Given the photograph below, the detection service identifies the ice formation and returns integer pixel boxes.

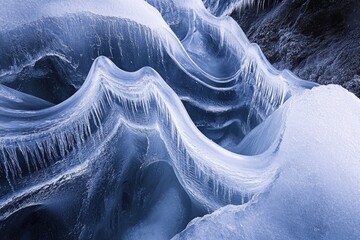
[174,85,360,239]
[0,0,359,239]
[202,0,272,16]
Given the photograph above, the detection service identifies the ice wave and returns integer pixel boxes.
[0,56,279,212]
[0,0,358,239]
[0,0,316,150]
[0,55,285,238]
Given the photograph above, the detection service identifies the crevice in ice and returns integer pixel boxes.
[1,55,79,104]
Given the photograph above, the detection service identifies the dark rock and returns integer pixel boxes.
[231,0,360,97]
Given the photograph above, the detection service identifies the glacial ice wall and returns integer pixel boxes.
[0,0,359,239]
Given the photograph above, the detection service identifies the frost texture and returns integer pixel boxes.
[0,0,358,239]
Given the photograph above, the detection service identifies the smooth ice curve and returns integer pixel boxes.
[0,0,359,239]
[0,56,279,212]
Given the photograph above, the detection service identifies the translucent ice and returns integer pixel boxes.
[0,0,358,239]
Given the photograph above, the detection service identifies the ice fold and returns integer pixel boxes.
[0,56,279,212]
[0,0,358,239]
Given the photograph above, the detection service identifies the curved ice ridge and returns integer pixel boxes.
[173,85,360,239]
[0,0,316,134]
[2,0,355,238]
[148,0,316,113]
[0,57,281,212]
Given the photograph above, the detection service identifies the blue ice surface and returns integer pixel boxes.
[0,0,359,239]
